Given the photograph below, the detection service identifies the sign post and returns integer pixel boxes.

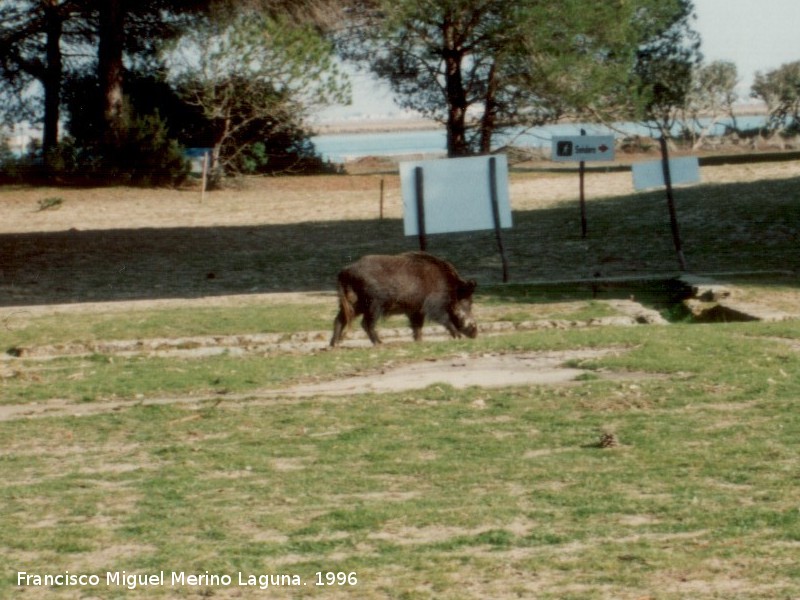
[488,157,510,282]
[578,130,587,238]
[551,134,615,238]
[414,166,427,251]
[551,135,615,163]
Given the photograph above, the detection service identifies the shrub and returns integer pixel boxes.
[116,111,190,187]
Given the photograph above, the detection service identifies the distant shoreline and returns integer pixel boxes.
[311,117,442,135]
[311,103,769,136]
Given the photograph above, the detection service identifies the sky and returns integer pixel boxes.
[695,0,800,93]
[319,0,800,122]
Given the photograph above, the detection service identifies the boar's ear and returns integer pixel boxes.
[458,279,477,298]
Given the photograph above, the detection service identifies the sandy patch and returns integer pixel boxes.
[0,347,632,422]
[274,348,621,397]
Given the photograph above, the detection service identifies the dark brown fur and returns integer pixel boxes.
[330,252,478,346]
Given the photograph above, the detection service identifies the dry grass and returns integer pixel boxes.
[1,158,798,309]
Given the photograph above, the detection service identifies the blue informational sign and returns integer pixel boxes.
[400,155,513,236]
[632,157,701,190]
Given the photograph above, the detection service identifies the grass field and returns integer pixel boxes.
[2,318,800,598]
[1,158,800,598]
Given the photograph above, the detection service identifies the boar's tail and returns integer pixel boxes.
[331,274,357,346]
[337,277,357,326]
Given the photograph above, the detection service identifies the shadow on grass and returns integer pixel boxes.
[1,176,798,307]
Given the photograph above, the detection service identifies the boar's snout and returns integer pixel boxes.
[456,312,478,338]
[463,322,478,338]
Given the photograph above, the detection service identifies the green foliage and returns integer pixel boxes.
[0,71,190,186]
[0,144,34,184]
[0,2,338,185]
[233,137,339,176]
[36,196,63,211]
[751,61,800,133]
[690,60,739,113]
[632,0,702,131]
[679,60,739,145]
[341,0,702,155]
[238,141,270,174]
[118,111,190,187]
[35,108,189,186]
[168,12,350,177]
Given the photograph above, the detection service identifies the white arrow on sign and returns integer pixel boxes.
[551,135,615,162]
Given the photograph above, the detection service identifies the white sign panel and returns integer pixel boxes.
[632,157,701,190]
[551,135,615,162]
[400,155,512,236]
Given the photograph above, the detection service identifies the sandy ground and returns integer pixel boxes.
[2,155,797,306]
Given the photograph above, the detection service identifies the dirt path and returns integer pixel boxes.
[269,348,630,396]
[0,346,636,422]
[0,308,647,422]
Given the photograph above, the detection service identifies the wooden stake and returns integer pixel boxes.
[200,152,209,203]
[379,178,385,220]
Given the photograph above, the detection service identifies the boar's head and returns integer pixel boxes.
[450,279,478,338]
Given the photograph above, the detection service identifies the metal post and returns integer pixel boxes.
[414,166,427,251]
[489,157,510,282]
[659,136,687,271]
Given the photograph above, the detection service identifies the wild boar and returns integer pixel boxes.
[330,252,478,346]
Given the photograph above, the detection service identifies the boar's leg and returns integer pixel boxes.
[442,319,461,338]
[408,312,425,341]
[330,309,349,347]
[361,305,382,345]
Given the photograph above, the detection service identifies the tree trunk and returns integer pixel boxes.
[42,0,63,169]
[442,19,469,157]
[208,113,231,187]
[479,61,498,154]
[98,0,126,149]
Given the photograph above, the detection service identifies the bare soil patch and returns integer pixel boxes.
[271,347,629,397]
[0,346,636,422]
